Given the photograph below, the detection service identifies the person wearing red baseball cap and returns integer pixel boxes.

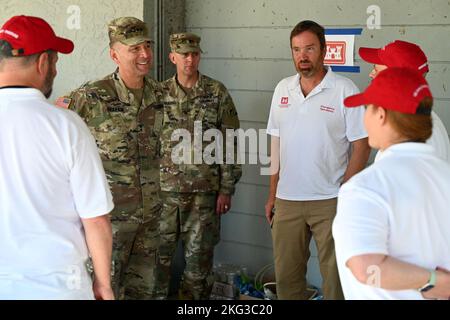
[0,16,114,300]
[359,40,450,163]
[0,15,74,98]
[332,67,450,300]
[360,40,429,78]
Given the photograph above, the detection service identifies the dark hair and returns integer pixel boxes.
[290,20,326,50]
[386,97,433,143]
[0,40,14,62]
[0,40,55,66]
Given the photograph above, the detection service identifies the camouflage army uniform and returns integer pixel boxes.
[63,68,163,299]
[156,67,242,299]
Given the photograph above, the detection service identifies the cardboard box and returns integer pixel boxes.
[210,281,237,299]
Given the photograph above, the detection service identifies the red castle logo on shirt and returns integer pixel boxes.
[279,97,289,108]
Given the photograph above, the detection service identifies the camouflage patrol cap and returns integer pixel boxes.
[108,17,152,46]
[170,32,203,54]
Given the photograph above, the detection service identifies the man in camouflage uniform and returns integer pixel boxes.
[155,33,242,300]
[57,17,162,299]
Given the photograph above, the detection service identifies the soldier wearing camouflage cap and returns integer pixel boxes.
[154,32,242,299]
[169,32,203,54]
[57,17,162,299]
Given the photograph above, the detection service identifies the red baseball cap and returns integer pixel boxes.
[359,40,429,74]
[0,15,74,56]
[344,67,432,115]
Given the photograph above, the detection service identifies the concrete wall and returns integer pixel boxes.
[1,0,144,100]
[150,0,186,80]
[185,0,450,289]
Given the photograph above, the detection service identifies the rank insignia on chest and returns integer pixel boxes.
[107,106,125,112]
[199,96,219,105]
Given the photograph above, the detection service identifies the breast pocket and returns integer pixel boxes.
[201,102,219,130]
[138,105,164,160]
[89,115,134,162]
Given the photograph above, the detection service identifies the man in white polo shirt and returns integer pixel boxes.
[359,40,450,162]
[0,15,114,299]
[265,20,371,300]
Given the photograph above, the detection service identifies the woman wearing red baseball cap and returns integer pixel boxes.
[332,67,450,300]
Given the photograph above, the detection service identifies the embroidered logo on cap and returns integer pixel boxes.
[413,84,429,97]
[0,29,19,39]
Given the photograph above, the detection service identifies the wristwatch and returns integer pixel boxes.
[418,270,436,292]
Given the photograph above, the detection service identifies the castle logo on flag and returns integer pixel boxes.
[325,41,346,65]
[324,28,362,73]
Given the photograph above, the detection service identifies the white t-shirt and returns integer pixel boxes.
[333,143,450,300]
[0,88,114,299]
[267,68,367,201]
[427,111,450,162]
[374,111,450,163]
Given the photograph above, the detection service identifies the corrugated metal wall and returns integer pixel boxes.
[185,0,450,288]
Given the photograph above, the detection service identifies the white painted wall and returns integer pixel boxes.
[185,0,450,289]
[1,0,144,100]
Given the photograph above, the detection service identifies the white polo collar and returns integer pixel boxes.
[288,66,336,93]
[377,142,435,162]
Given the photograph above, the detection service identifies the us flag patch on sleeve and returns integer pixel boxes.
[55,97,72,109]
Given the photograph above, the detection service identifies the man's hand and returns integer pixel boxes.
[265,199,275,225]
[422,267,450,300]
[82,215,113,300]
[216,193,232,215]
[93,280,114,300]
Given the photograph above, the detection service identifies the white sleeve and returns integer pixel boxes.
[333,182,390,265]
[343,81,368,142]
[70,132,114,219]
[266,83,281,137]
[428,112,450,162]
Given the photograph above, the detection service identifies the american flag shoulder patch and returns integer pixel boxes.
[55,97,72,109]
